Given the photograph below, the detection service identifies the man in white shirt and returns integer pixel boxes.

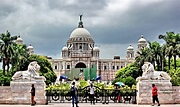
[89,83,95,104]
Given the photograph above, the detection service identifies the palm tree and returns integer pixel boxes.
[135,47,150,75]
[159,32,173,70]
[0,31,17,75]
[148,41,162,70]
[166,46,173,70]
[171,33,180,70]
[11,43,29,75]
[160,44,167,71]
[143,47,155,65]
[159,32,180,70]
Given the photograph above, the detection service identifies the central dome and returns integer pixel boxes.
[70,28,92,38]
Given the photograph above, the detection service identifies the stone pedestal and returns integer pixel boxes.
[11,80,46,104]
[136,80,174,104]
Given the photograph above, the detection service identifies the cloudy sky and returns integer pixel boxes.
[0,0,180,59]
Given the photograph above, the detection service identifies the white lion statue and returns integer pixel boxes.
[136,62,171,81]
[12,61,46,81]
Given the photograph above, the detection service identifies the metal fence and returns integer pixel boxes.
[46,86,137,104]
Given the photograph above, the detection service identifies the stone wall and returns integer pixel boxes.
[172,86,180,104]
[0,86,12,104]
[137,80,180,104]
[1,80,179,105]
[0,81,46,104]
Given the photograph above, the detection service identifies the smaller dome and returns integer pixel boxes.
[62,46,68,51]
[138,35,146,43]
[127,44,134,50]
[16,36,23,44]
[27,44,33,49]
[93,46,99,51]
[17,37,23,41]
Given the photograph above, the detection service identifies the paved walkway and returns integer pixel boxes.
[0,103,180,107]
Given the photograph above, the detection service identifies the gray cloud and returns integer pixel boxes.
[0,0,180,59]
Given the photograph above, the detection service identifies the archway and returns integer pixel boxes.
[75,62,86,68]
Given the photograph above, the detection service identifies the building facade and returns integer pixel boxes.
[48,16,147,81]
[15,16,147,81]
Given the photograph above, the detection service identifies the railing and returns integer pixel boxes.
[46,86,137,104]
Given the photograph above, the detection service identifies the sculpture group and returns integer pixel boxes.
[12,61,46,81]
[136,62,171,81]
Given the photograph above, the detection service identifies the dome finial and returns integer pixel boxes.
[80,14,83,22]
[78,14,84,28]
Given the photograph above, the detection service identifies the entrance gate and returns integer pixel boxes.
[64,63,97,81]
[46,86,137,104]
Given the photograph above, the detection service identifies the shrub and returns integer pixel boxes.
[0,70,11,86]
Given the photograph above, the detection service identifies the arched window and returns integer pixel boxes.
[104,66,107,70]
[55,65,57,70]
[79,45,82,49]
[67,65,70,69]
[117,66,119,70]
[75,62,86,68]
[112,66,115,70]
[130,53,132,58]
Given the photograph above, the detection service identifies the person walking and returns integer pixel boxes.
[71,82,79,107]
[89,83,95,105]
[30,84,36,106]
[114,85,120,103]
[152,84,160,106]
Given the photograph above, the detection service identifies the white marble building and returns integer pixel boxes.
[15,16,147,81]
[48,16,147,81]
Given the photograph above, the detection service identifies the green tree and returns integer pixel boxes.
[166,58,180,86]
[122,76,136,87]
[0,31,17,75]
[26,54,57,85]
[160,44,168,71]
[0,69,11,86]
[10,43,29,75]
[172,33,180,69]
[148,41,162,70]
[159,32,180,70]
[135,47,150,75]
[166,45,173,70]
[114,63,139,86]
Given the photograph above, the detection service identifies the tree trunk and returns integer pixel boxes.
[6,58,10,72]
[174,55,176,70]
[159,59,161,70]
[152,59,155,69]
[2,59,6,75]
[160,56,162,71]
[162,59,164,71]
[168,56,171,70]
[2,64,5,75]
[2,58,10,75]
[7,63,10,73]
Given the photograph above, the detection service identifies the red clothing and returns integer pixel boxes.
[152,86,158,96]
